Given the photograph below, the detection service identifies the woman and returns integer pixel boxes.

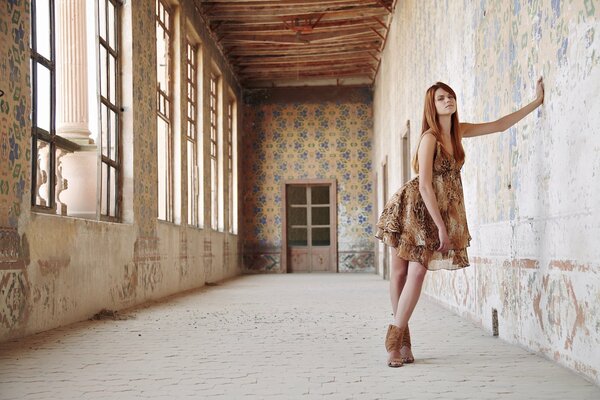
[375,78,545,367]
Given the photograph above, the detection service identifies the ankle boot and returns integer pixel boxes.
[385,324,404,367]
[401,325,414,363]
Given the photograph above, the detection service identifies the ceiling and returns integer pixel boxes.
[193,0,397,88]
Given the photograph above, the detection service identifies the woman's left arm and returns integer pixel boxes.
[461,77,545,138]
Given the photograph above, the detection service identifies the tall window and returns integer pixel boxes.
[226,99,236,234]
[186,41,202,227]
[98,0,122,220]
[209,73,219,231]
[30,0,57,210]
[156,0,173,221]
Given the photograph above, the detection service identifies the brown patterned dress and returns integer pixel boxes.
[375,140,471,270]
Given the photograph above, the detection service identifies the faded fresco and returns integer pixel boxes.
[374,0,600,384]
[242,88,374,273]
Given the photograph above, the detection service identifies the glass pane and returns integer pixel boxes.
[100,46,108,98]
[35,139,51,207]
[108,1,115,47]
[187,140,195,225]
[312,228,330,246]
[35,0,52,60]
[101,162,108,215]
[289,228,307,246]
[157,117,168,219]
[311,186,329,204]
[287,186,306,205]
[312,207,330,226]
[288,207,307,226]
[109,54,116,104]
[98,0,106,41]
[100,103,108,157]
[110,166,117,217]
[109,108,117,161]
[36,63,51,132]
[156,25,169,93]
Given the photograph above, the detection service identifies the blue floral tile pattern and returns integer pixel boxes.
[242,88,374,272]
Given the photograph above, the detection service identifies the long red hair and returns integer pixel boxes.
[412,82,465,173]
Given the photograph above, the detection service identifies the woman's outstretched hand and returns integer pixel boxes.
[536,76,545,104]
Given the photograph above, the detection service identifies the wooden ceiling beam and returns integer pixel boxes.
[226,43,381,56]
[237,59,376,73]
[373,0,393,13]
[235,51,377,65]
[239,68,375,79]
[220,27,382,45]
[216,21,382,36]
[203,0,374,6]
[238,62,376,75]
[205,8,387,21]
[214,19,382,35]
[205,1,381,13]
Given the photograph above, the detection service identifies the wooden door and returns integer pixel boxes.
[283,181,337,273]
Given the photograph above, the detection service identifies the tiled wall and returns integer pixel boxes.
[374,0,600,385]
[242,87,374,273]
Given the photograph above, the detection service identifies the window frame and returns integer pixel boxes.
[156,0,174,222]
[209,72,219,231]
[30,0,79,212]
[186,40,200,227]
[227,99,234,234]
[98,0,123,221]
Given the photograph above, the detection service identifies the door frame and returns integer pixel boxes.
[281,179,338,273]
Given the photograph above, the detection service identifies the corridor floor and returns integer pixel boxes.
[1,273,598,400]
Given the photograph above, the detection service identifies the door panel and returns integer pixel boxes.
[311,248,330,272]
[289,249,310,272]
[285,183,336,272]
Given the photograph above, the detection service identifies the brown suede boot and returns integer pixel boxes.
[385,324,404,367]
[401,325,414,363]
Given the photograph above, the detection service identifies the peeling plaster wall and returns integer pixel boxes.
[0,0,242,341]
[374,0,600,384]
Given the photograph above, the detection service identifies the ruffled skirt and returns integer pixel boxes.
[375,178,471,271]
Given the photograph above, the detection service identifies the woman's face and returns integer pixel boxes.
[434,88,456,116]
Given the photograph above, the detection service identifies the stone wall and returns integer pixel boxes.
[373,0,600,384]
[0,0,242,341]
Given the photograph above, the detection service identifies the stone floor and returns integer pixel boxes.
[0,273,598,399]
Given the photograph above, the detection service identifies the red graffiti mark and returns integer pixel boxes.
[564,277,589,350]
[550,260,591,272]
[37,258,70,277]
[533,291,544,331]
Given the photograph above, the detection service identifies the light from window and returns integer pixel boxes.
[30,0,57,210]
[186,41,202,227]
[156,0,173,221]
[227,100,235,234]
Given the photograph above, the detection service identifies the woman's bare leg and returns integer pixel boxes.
[388,254,409,362]
[389,254,408,316]
[394,261,428,329]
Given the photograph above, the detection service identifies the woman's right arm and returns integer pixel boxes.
[418,134,451,253]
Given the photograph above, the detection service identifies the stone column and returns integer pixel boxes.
[56,0,97,219]
[56,0,91,142]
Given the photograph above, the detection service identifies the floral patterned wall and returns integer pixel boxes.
[242,87,374,273]
[1,0,29,231]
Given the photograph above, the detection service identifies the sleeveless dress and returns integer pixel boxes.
[375,140,471,271]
